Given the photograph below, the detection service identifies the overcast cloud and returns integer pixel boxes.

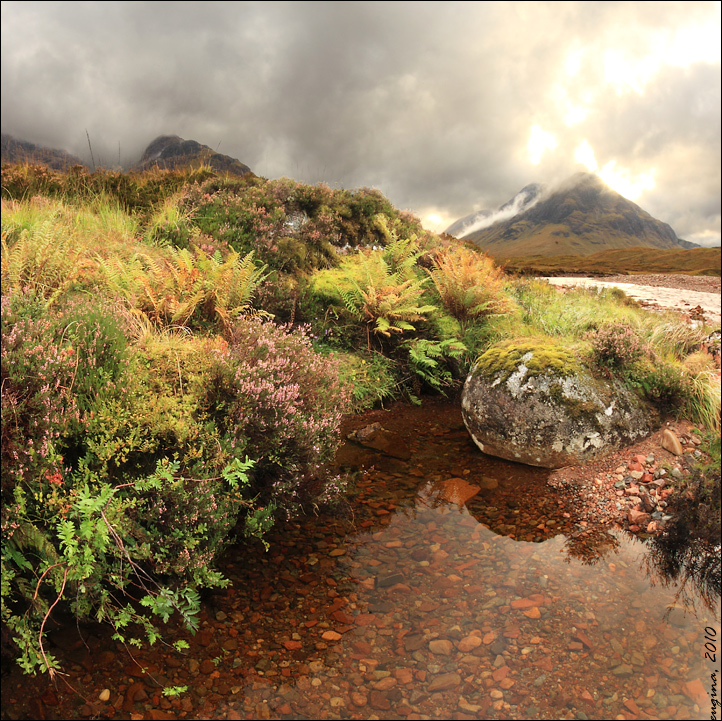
[2,1,720,245]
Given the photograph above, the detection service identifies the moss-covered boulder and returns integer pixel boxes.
[461,340,658,468]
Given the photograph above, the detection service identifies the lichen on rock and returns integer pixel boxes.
[462,339,658,468]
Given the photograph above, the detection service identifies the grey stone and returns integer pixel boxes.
[461,341,657,468]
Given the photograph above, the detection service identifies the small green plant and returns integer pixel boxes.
[403,337,468,396]
[330,350,399,411]
[144,195,193,249]
[163,686,188,698]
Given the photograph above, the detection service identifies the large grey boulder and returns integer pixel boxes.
[461,340,657,468]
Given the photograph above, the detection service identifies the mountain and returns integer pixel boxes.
[448,173,697,257]
[131,135,252,176]
[446,183,543,238]
[1,133,88,171]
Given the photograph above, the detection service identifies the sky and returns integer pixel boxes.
[1,1,720,246]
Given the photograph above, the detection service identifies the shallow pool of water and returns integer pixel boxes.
[1,400,719,720]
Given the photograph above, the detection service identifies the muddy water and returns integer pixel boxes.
[1,400,719,720]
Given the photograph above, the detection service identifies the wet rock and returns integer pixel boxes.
[457,635,482,652]
[200,659,216,674]
[377,572,405,588]
[461,341,656,468]
[438,477,480,505]
[350,692,367,707]
[369,690,392,710]
[429,639,454,655]
[628,508,650,526]
[347,424,411,460]
[428,672,462,692]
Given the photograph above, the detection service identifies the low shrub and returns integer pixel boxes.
[330,350,400,412]
[203,317,352,516]
[588,321,647,371]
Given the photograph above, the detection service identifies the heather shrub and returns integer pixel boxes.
[0,292,79,497]
[203,317,351,516]
[1,292,269,675]
[183,180,287,266]
[588,321,647,371]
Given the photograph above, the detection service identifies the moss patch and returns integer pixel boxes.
[474,339,582,383]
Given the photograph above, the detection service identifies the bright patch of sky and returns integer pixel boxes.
[528,125,558,166]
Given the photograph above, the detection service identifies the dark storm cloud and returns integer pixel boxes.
[1,0,719,245]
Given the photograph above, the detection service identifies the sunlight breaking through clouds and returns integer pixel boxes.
[528,124,558,165]
[574,140,656,201]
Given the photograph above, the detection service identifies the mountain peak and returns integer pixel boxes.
[448,174,695,257]
[132,135,253,176]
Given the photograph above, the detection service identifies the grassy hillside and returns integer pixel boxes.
[501,246,721,276]
[1,161,719,677]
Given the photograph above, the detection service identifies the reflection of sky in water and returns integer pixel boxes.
[232,482,719,720]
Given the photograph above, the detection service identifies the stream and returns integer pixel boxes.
[1,399,719,720]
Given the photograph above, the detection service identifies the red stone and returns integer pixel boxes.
[510,598,537,609]
[683,678,709,705]
[283,640,302,650]
[624,698,641,715]
[355,613,376,626]
[369,690,391,710]
[574,631,594,648]
[332,610,354,625]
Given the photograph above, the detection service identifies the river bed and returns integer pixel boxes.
[1,400,719,720]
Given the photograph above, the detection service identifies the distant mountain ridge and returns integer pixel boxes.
[1,133,88,171]
[1,133,253,177]
[449,173,698,257]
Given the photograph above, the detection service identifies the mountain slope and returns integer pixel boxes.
[450,173,696,258]
[131,135,252,176]
[1,133,88,171]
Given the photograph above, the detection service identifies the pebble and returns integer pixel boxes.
[428,673,462,692]
[429,639,454,655]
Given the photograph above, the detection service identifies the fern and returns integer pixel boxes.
[404,337,468,393]
[335,249,435,348]
[1,221,83,304]
[427,245,510,330]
